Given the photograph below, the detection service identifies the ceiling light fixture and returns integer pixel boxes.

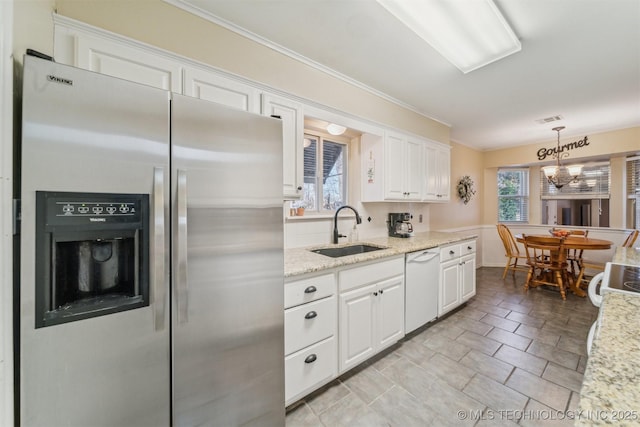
[376,0,521,73]
[542,126,583,189]
[326,123,347,136]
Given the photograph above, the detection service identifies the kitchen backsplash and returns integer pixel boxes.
[284,203,431,248]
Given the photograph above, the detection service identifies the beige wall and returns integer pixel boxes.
[484,127,640,169]
[55,0,450,144]
[430,141,483,229]
[13,0,55,61]
[482,126,639,228]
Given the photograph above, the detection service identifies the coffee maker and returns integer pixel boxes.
[388,212,413,238]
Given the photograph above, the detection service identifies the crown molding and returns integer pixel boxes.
[162,0,449,128]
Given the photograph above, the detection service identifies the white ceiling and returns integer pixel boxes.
[171,0,640,151]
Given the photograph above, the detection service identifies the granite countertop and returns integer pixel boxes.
[284,230,477,277]
[612,246,640,265]
[578,246,640,425]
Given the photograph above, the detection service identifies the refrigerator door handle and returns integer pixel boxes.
[153,167,166,331]
[177,169,189,324]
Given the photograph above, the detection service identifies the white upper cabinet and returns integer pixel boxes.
[362,131,450,203]
[54,20,448,203]
[74,35,182,91]
[261,93,304,200]
[362,131,423,202]
[383,133,406,199]
[183,67,260,113]
[383,131,423,201]
[424,143,451,202]
[384,132,423,201]
[405,137,424,199]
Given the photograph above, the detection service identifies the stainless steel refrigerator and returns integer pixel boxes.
[19,55,284,426]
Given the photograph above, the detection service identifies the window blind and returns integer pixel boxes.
[627,156,640,228]
[498,168,529,222]
[627,156,640,195]
[540,162,610,199]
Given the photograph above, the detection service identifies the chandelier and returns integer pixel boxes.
[542,126,583,189]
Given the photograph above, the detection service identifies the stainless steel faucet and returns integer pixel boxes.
[333,205,362,244]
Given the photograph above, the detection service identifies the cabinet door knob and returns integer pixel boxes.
[297,186,303,191]
[304,311,317,319]
[379,289,384,294]
[373,291,378,296]
[304,285,317,294]
[304,354,317,364]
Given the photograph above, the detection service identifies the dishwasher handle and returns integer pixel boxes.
[407,251,439,263]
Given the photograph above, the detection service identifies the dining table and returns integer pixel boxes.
[514,234,613,297]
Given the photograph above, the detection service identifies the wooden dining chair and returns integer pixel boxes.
[563,229,589,277]
[497,224,529,279]
[575,229,639,289]
[622,229,639,248]
[522,234,569,300]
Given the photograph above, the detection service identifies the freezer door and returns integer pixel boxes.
[171,94,285,426]
[20,56,171,426]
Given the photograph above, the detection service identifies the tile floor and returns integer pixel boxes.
[285,267,598,426]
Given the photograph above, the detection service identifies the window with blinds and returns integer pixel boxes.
[498,168,529,222]
[627,156,640,228]
[540,162,610,199]
[301,133,348,212]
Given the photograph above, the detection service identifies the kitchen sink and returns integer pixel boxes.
[311,244,386,258]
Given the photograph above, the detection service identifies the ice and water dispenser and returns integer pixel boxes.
[35,191,150,328]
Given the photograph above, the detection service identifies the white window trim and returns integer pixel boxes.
[300,131,350,214]
[498,168,530,223]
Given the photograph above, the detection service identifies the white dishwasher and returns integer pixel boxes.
[405,249,440,334]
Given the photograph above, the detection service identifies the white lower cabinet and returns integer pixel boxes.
[440,258,461,315]
[285,337,337,405]
[284,242,474,404]
[438,240,477,316]
[338,257,405,373]
[284,273,337,405]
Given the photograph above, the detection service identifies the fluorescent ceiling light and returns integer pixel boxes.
[376,0,521,73]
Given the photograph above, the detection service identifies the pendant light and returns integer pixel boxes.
[542,126,583,189]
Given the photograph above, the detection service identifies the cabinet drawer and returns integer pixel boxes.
[338,257,404,292]
[284,273,335,309]
[440,244,460,262]
[284,296,336,355]
[285,336,337,404]
[460,239,476,255]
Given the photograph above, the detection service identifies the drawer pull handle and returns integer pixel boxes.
[304,354,317,364]
[304,285,317,294]
[305,311,317,319]
[449,250,455,255]
[467,246,472,250]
